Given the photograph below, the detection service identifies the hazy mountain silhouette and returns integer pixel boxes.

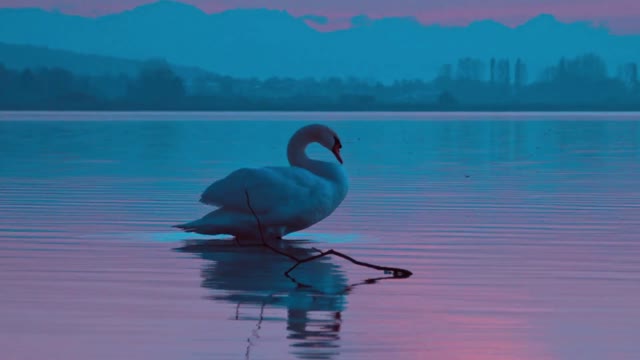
[0,42,212,80]
[0,0,639,81]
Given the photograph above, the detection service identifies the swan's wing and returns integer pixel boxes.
[200,166,319,215]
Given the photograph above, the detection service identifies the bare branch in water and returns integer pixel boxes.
[284,249,412,279]
[244,299,268,360]
[244,190,299,262]
[243,190,413,285]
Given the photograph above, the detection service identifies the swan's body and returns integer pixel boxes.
[174,124,348,239]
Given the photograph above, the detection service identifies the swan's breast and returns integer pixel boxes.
[269,164,347,234]
[304,176,347,223]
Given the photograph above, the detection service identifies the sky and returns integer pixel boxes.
[0,0,639,34]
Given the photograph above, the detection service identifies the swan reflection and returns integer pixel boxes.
[177,239,349,360]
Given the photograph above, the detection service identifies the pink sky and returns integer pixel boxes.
[0,0,639,33]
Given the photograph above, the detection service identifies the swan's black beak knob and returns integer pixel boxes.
[332,144,343,164]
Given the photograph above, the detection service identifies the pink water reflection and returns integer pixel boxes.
[1,118,640,359]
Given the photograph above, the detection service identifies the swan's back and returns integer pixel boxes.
[200,166,333,217]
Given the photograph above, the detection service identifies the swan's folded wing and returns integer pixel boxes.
[199,167,315,215]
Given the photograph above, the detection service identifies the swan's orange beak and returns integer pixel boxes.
[332,144,343,164]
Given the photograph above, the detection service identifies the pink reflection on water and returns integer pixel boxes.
[0,241,242,360]
[308,176,640,359]
[2,118,640,359]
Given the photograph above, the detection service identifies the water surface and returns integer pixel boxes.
[1,113,639,360]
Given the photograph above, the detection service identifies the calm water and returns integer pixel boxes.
[1,113,639,360]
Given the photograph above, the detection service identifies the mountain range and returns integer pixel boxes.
[1,0,639,82]
[0,41,210,80]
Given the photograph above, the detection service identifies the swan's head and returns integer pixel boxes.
[329,134,343,165]
[289,124,344,165]
[314,124,343,164]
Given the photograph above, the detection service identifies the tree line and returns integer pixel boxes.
[0,53,638,111]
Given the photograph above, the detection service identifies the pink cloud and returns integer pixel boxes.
[0,0,639,33]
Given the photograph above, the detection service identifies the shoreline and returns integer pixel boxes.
[2,110,640,121]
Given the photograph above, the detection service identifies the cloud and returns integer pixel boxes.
[299,14,328,25]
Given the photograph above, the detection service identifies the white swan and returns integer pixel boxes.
[174,124,349,240]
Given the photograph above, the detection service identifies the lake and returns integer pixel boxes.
[1,112,639,360]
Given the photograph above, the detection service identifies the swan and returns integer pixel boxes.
[174,124,349,240]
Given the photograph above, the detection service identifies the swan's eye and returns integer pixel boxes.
[333,136,342,149]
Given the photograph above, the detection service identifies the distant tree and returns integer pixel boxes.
[438,64,453,80]
[218,75,234,95]
[617,62,638,89]
[0,63,7,83]
[0,63,8,103]
[514,59,528,89]
[539,54,608,83]
[193,75,214,95]
[566,53,608,81]
[127,62,185,107]
[40,67,75,95]
[495,59,510,86]
[557,57,567,79]
[456,57,485,81]
[526,53,629,106]
[490,58,496,83]
[437,90,458,107]
[539,66,555,83]
[0,63,8,89]
[18,69,36,93]
[434,64,453,91]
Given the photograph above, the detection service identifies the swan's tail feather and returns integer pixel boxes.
[173,209,256,237]
[173,226,197,233]
[172,218,227,236]
[172,222,193,230]
[173,220,203,232]
[173,225,210,234]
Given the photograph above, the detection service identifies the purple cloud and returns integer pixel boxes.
[0,0,639,33]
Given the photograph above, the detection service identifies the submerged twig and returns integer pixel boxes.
[243,191,298,262]
[244,298,268,360]
[285,249,412,278]
[243,190,413,286]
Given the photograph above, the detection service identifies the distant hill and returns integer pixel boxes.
[0,42,142,76]
[1,1,639,81]
[0,41,212,80]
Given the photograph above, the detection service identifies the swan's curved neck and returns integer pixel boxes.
[287,130,317,169]
[287,126,348,195]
